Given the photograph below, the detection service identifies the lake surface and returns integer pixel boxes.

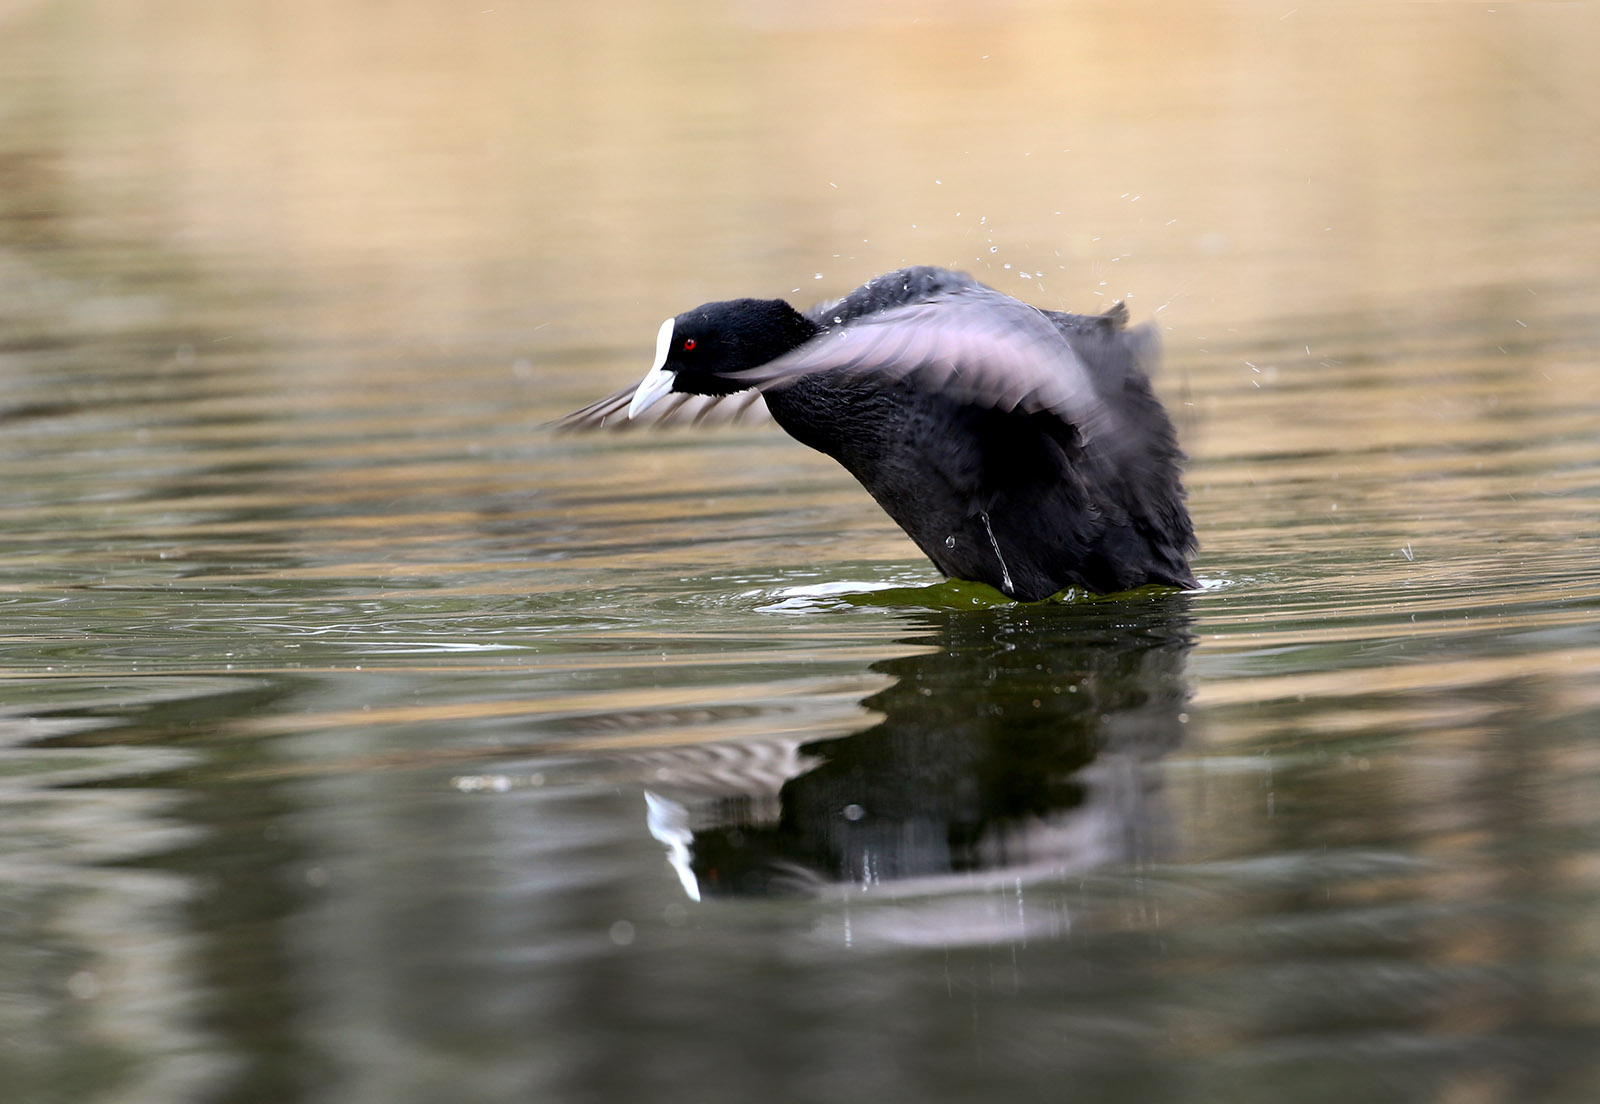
[3,1,1599,1102]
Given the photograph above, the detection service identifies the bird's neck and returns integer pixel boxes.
[751,302,822,360]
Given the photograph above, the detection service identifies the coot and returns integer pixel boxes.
[559,266,1197,601]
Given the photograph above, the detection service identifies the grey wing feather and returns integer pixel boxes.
[553,384,771,432]
[733,288,1123,441]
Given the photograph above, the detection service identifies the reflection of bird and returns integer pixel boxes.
[560,266,1197,600]
[636,594,1195,902]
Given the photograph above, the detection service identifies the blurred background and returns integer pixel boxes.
[2,2,1599,1103]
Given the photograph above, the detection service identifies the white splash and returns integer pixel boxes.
[979,510,1013,594]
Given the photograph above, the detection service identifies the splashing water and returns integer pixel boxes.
[979,510,1014,594]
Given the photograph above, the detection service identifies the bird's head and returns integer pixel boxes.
[628,298,819,417]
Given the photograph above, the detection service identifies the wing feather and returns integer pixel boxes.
[553,382,771,432]
[738,288,1124,441]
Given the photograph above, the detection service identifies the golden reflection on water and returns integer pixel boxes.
[6,0,1596,355]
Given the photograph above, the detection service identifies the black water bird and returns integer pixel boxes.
[559,266,1196,601]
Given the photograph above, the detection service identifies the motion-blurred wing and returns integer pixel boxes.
[554,384,771,432]
[737,287,1133,441]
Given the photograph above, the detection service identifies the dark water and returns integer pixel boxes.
[4,1,1600,1102]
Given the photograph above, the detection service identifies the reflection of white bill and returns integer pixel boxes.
[644,790,700,903]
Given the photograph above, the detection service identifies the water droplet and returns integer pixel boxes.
[945,535,956,549]
[843,804,866,821]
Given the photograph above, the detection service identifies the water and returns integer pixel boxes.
[3,1,1600,1102]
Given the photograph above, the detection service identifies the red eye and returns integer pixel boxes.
[682,338,696,351]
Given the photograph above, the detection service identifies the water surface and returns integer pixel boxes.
[3,2,1599,1102]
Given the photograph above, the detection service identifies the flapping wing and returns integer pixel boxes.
[553,383,771,432]
[733,286,1129,441]
[554,283,1153,440]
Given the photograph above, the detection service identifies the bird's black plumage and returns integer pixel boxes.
[559,266,1197,601]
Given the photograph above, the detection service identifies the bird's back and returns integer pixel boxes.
[806,266,980,329]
